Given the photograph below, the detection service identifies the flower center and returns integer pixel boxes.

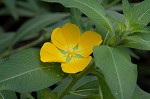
[67,47,76,58]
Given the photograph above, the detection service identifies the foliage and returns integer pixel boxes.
[0,0,150,99]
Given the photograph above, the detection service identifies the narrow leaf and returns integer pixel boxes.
[43,0,113,32]
[10,13,68,48]
[122,33,150,50]
[122,0,132,23]
[2,0,18,19]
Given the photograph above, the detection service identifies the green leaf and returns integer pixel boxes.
[93,70,115,99]
[121,48,140,59]
[75,80,99,92]
[93,45,137,99]
[16,8,37,17]
[0,27,4,34]
[10,13,68,48]
[20,93,34,99]
[70,8,83,32]
[106,10,125,23]
[53,76,97,93]
[74,80,103,99]
[63,95,83,99]
[0,33,15,54]
[0,7,35,17]
[122,0,132,23]
[0,48,67,92]
[2,0,18,19]
[37,89,57,99]
[122,33,150,50]
[131,0,150,25]
[95,23,110,45]
[27,0,40,13]
[0,90,17,99]
[43,0,113,32]
[73,76,97,90]
[132,85,150,99]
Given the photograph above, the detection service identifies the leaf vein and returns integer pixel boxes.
[108,47,123,99]
[138,8,150,21]
[0,66,51,83]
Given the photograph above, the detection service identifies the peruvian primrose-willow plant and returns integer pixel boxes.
[0,0,150,99]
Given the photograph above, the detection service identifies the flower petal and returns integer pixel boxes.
[61,56,92,73]
[40,42,66,62]
[77,31,102,57]
[51,23,80,51]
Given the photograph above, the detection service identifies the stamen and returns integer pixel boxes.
[65,47,77,58]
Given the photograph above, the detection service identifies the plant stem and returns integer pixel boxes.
[56,62,95,99]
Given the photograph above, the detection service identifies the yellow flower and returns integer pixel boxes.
[40,23,102,73]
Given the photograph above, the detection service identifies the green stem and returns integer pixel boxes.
[56,62,95,99]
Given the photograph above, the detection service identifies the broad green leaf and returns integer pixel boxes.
[2,0,18,19]
[132,85,150,99]
[0,48,67,92]
[43,0,113,32]
[93,45,137,99]
[10,13,68,48]
[122,33,150,50]
[131,0,150,25]
[0,90,17,99]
